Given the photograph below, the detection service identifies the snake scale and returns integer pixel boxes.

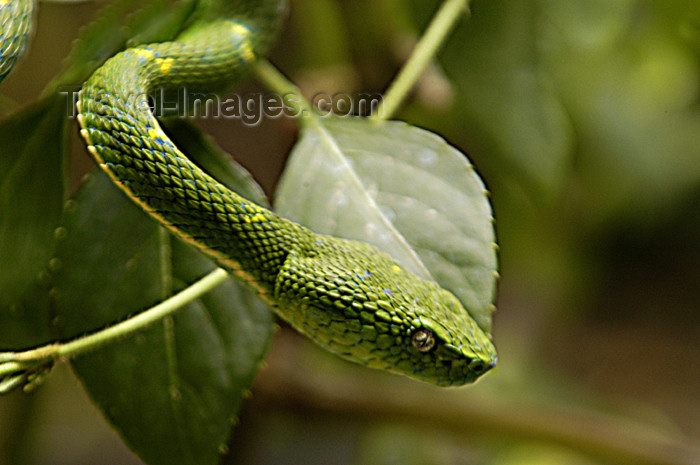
[0,0,34,83]
[2,0,496,385]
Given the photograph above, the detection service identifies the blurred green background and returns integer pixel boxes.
[1,0,699,464]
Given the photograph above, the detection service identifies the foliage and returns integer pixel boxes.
[1,0,699,465]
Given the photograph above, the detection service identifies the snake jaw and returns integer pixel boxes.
[273,236,496,386]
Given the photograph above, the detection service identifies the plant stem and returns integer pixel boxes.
[253,60,314,123]
[1,268,229,368]
[58,268,229,358]
[373,0,470,120]
[254,332,700,465]
[158,227,173,300]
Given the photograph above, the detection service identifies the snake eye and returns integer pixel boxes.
[411,328,436,352]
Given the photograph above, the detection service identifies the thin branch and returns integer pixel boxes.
[253,60,314,123]
[252,332,700,465]
[373,0,470,120]
[0,268,230,393]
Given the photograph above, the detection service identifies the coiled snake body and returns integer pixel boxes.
[0,0,34,82]
[2,0,497,386]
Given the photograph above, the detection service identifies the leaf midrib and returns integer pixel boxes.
[304,117,432,280]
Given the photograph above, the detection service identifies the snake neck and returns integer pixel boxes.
[76,17,299,296]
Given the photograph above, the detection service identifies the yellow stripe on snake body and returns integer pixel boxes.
[70,1,497,386]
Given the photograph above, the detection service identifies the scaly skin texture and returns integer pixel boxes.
[0,0,34,83]
[41,0,493,385]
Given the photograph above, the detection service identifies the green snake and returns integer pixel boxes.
[2,0,497,386]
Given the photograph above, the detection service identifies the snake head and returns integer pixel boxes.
[276,236,497,386]
[405,309,497,386]
[369,282,498,386]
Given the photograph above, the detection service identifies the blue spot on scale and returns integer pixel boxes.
[383,289,393,296]
[364,270,371,278]
[316,239,323,246]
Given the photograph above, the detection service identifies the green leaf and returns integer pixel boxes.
[275,116,497,333]
[123,0,198,48]
[47,0,195,93]
[407,0,574,197]
[0,94,67,348]
[51,125,273,465]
